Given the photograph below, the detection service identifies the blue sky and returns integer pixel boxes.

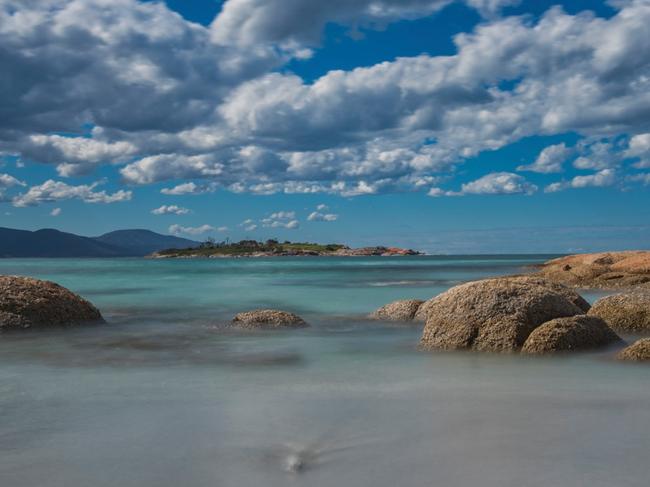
[1,0,649,253]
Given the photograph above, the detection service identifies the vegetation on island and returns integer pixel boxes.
[154,239,347,257]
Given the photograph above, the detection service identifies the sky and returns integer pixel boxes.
[1,0,649,253]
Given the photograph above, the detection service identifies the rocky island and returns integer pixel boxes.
[149,239,422,258]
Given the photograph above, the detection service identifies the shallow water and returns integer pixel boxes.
[1,256,648,487]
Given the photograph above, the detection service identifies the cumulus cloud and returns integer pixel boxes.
[168,224,215,236]
[308,211,339,222]
[50,207,62,216]
[518,143,572,173]
[18,133,137,176]
[627,173,650,185]
[626,133,650,168]
[211,0,450,47]
[238,219,258,232]
[0,0,279,141]
[0,173,25,188]
[545,168,618,192]
[211,0,519,48]
[12,180,132,207]
[429,172,537,196]
[461,172,537,195]
[160,182,217,195]
[261,211,300,229]
[121,155,224,184]
[572,140,623,170]
[2,0,650,198]
[151,205,190,215]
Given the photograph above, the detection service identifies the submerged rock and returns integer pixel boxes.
[370,299,424,322]
[231,309,308,329]
[415,275,589,322]
[419,276,584,353]
[588,293,650,333]
[0,275,104,331]
[521,315,621,355]
[617,338,650,362]
[535,251,650,289]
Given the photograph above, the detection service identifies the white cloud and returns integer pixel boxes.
[241,211,302,230]
[572,141,622,170]
[308,211,339,222]
[0,0,279,142]
[627,173,650,185]
[316,204,328,211]
[50,207,62,216]
[626,133,650,168]
[160,182,217,195]
[429,172,536,197]
[545,168,618,192]
[20,134,137,176]
[1,0,650,197]
[238,219,258,232]
[517,143,572,173]
[0,173,25,188]
[217,226,229,232]
[151,205,190,215]
[121,155,224,184]
[461,172,537,195]
[211,0,518,47]
[269,211,296,220]
[168,224,215,236]
[12,180,132,207]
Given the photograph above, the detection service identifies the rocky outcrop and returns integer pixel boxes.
[231,309,308,329]
[334,246,421,256]
[617,338,650,362]
[414,275,589,322]
[521,315,621,355]
[535,251,650,289]
[370,299,424,321]
[587,293,650,333]
[419,277,585,353]
[0,275,104,331]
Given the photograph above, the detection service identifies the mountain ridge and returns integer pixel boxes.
[0,227,198,258]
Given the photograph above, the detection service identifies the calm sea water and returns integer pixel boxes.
[0,256,648,487]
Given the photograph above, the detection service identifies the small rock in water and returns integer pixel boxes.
[370,299,424,322]
[617,338,650,362]
[231,309,308,329]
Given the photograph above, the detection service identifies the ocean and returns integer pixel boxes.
[0,256,648,487]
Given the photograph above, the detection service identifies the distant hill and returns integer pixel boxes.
[94,229,198,256]
[0,227,198,258]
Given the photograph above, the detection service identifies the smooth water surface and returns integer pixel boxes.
[1,256,648,487]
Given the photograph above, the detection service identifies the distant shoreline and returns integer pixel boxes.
[149,242,423,259]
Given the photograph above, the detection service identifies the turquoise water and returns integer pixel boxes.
[0,256,648,487]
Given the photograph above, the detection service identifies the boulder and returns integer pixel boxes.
[617,338,650,362]
[419,277,584,353]
[415,275,589,322]
[370,299,424,322]
[521,315,621,355]
[535,251,650,289]
[231,309,308,329]
[587,293,650,333]
[0,275,104,331]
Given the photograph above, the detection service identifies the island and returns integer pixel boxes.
[149,239,422,258]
